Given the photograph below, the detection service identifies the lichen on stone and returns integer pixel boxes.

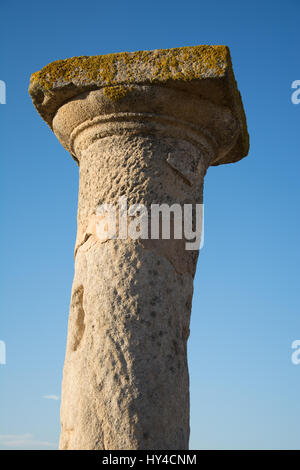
[30,45,229,95]
[103,85,131,102]
[28,45,249,165]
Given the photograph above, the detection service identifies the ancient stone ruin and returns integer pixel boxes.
[29,45,249,450]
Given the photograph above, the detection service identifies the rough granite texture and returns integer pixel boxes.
[29,45,249,450]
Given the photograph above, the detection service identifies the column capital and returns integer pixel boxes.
[29,45,249,166]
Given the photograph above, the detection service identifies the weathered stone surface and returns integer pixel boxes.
[29,45,248,166]
[29,45,249,450]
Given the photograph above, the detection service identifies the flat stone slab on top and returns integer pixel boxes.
[29,45,249,166]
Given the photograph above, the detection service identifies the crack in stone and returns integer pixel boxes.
[71,286,86,352]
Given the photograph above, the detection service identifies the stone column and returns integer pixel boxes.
[29,46,249,450]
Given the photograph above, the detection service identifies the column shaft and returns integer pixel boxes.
[60,129,206,450]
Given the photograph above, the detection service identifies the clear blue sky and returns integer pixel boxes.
[0,0,299,450]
